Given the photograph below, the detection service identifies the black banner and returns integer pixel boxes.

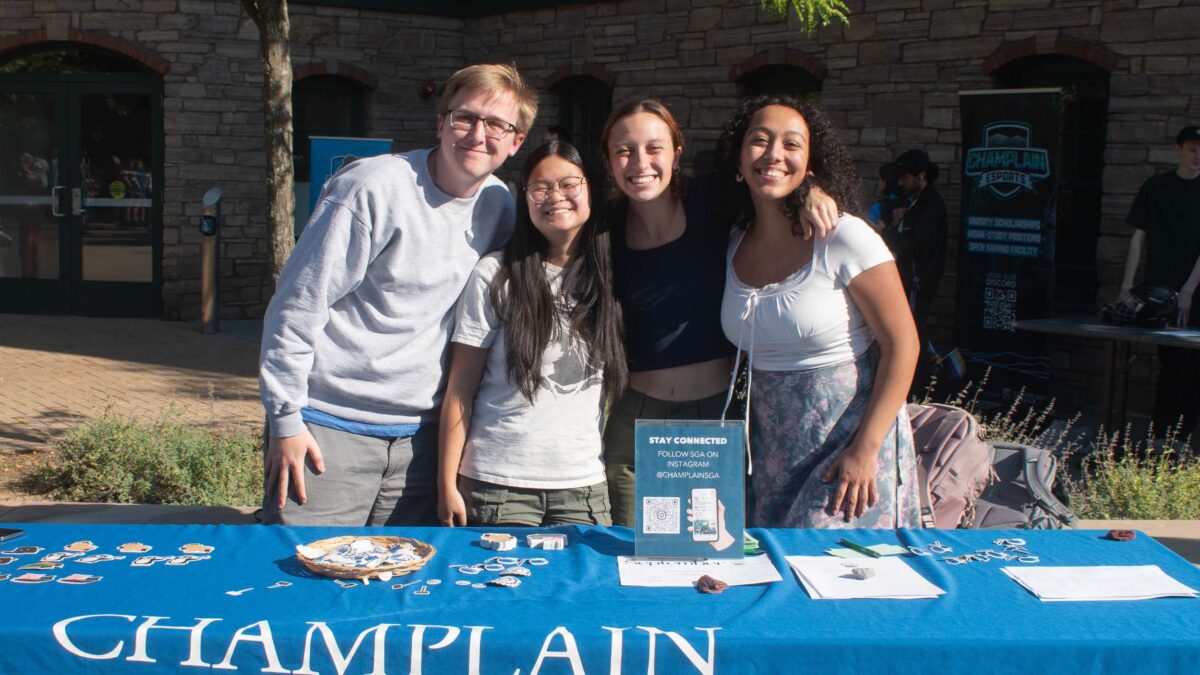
[956,89,1060,398]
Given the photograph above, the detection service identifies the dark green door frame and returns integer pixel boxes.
[0,74,163,317]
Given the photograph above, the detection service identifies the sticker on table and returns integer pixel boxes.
[12,573,55,584]
[76,554,125,564]
[58,574,102,585]
[225,588,253,596]
[180,543,214,554]
[267,581,291,589]
[132,556,167,567]
[64,541,98,553]
[20,561,63,571]
[0,574,9,582]
[0,557,15,566]
[118,543,152,554]
[41,552,82,563]
[2,546,43,556]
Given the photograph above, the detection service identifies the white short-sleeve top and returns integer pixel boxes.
[451,252,606,489]
[720,214,894,372]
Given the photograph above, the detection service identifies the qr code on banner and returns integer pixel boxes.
[642,497,680,534]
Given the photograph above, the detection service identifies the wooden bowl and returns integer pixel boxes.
[295,535,436,580]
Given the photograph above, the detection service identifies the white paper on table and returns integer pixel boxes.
[617,554,783,587]
[1002,565,1199,602]
[786,555,945,600]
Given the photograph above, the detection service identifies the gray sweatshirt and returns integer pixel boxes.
[259,149,515,437]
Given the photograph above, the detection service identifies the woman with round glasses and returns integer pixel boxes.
[597,100,839,526]
[438,141,627,526]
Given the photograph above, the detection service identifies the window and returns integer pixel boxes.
[552,75,611,170]
[292,75,368,183]
[737,65,822,103]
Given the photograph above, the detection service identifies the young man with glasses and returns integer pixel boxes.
[259,64,536,526]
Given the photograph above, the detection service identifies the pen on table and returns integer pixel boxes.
[838,538,882,558]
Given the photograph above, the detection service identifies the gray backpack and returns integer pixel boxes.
[970,441,1078,529]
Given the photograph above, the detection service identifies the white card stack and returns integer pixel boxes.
[786,556,945,600]
[1002,565,1199,602]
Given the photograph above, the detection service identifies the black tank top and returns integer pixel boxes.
[612,173,736,372]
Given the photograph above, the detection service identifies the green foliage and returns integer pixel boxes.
[1063,427,1200,520]
[925,369,1199,520]
[24,413,262,507]
[759,0,850,32]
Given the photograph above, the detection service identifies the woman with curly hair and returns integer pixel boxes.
[597,99,839,526]
[716,95,922,528]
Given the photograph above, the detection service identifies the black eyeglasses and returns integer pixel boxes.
[446,110,518,140]
[525,177,586,203]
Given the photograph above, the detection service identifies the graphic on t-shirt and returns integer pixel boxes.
[545,327,602,396]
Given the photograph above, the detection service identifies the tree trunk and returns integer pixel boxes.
[242,0,295,293]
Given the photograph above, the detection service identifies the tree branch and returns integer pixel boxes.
[759,0,851,33]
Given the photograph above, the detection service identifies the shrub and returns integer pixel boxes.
[925,369,1200,520]
[24,413,262,506]
[1062,427,1200,520]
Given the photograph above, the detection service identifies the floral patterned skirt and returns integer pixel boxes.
[748,347,921,529]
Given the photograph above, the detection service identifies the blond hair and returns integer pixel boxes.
[439,63,538,133]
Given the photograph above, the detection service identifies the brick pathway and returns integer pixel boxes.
[0,314,262,500]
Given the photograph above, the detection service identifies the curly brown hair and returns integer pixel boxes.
[715,95,862,234]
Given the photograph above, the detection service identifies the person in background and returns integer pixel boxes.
[598,100,839,527]
[1118,125,1200,437]
[438,142,625,527]
[889,148,946,389]
[868,161,903,234]
[717,95,921,528]
[258,64,535,526]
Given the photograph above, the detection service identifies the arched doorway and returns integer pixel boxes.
[551,74,612,171]
[0,42,163,316]
[736,63,823,102]
[994,55,1111,313]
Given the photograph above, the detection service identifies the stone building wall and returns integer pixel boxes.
[3,0,1197,420]
[464,0,1200,421]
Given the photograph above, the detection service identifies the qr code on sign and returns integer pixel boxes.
[642,497,680,534]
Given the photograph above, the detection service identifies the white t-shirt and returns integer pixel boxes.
[721,214,894,372]
[451,253,606,489]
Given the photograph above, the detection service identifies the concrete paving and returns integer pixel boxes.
[0,314,262,499]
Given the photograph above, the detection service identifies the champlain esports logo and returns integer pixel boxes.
[964,122,1051,200]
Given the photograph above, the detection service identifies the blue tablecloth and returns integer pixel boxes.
[1,523,1198,674]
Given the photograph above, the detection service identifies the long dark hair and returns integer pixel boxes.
[490,141,628,403]
[715,95,862,234]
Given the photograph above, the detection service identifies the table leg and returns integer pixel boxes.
[1113,341,1131,432]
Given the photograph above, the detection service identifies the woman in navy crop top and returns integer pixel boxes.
[597,99,839,526]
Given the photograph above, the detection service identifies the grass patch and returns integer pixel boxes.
[925,369,1200,520]
[23,412,262,506]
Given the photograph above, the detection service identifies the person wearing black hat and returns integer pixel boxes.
[1118,125,1200,436]
[888,149,947,390]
